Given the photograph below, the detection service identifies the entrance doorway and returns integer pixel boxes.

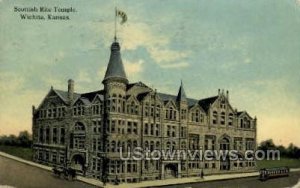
[165,163,177,178]
[71,154,85,174]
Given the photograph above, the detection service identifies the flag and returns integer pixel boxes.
[116,9,127,24]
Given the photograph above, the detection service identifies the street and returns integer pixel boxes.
[1,154,300,188]
[155,171,300,188]
[0,155,96,188]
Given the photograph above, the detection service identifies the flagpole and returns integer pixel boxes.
[114,6,117,42]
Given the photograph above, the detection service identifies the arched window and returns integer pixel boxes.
[166,141,171,150]
[181,141,186,149]
[74,122,85,131]
[73,122,85,149]
[144,141,149,150]
[111,141,116,152]
[150,141,154,151]
[220,137,230,150]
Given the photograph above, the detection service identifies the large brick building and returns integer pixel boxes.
[32,39,257,183]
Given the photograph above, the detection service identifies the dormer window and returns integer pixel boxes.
[165,106,176,120]
[73,104,84,116]
[220,112,225,125]
[191,109,200,122]
[212,111,218,124]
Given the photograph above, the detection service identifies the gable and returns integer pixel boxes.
[127,82,152,96]
[37,89,67,110]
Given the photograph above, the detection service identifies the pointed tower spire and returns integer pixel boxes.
[176,80,187,102]
[102,41,128,84]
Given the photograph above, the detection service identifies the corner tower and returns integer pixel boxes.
[102,40,128,110]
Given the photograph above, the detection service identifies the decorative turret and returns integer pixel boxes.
[102,41,128,84]
[176,80,187,102]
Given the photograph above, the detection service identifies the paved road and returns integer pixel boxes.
[156,171,300,188]
[0,155,96,188]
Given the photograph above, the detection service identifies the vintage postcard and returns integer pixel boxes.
[0,0,299,187]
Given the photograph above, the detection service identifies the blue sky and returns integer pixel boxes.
[0,0,300,146]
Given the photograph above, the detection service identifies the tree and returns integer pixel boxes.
[18,131,32,147]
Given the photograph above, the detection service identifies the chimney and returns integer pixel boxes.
[218,89,220,96]
[68,79,74,102]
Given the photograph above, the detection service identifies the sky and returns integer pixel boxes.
[0,0,299,147]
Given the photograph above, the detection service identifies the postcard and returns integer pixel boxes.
[0,0,299,187]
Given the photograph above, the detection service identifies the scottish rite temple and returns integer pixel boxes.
[32,35,257,183]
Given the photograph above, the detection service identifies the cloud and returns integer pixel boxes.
[77,70,92,83]
[95,21,190,69]
[124,59,144,74]
[160,62,189,69]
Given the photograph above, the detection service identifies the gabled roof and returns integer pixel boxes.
[103,41,128,83]
[198,96,218,112]
[80,90,104,101]
[127,81,150,90]
[53,89,81,102]
[237,111,252,119]
[157,93,198,106]
[136,92,150,101]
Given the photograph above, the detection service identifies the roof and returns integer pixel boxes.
[53,89,81,102]
[136,92,150,101]
[80,90,104,101]
[127,81,150,90]
[198,96,218,112]
[157,93,198,106]
[103,42,128,83]
[176,81,187,102]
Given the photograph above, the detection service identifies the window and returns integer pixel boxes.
[228,113,233,126]
[133,122,138,134]
[220,137,230,150]
[192,109,200,122]
[155,124,160,136]
[150,124,154,135]
[74,122,85,131]
[111,120,116,133]
[144,123,148,135]
[127,122,132,134]
[60,128,65,144]
[45,127,50,144]
[92,103,101,115]
[220,112,225,125]
[39,128,43,143]
[181,141,186,149]
[73,104,84,116]
[212,111,218,124]
[165,107,176,120]
[167,125,171,137]
[53,128,57,144]
[172,126,176,137]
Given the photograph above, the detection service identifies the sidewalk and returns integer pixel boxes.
[1,151,300,188]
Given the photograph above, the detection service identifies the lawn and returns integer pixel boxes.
[257,157,300,169]
[0,145,33,161]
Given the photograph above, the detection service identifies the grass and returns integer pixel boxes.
[257,157,300,169]
[0,145,33,161]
